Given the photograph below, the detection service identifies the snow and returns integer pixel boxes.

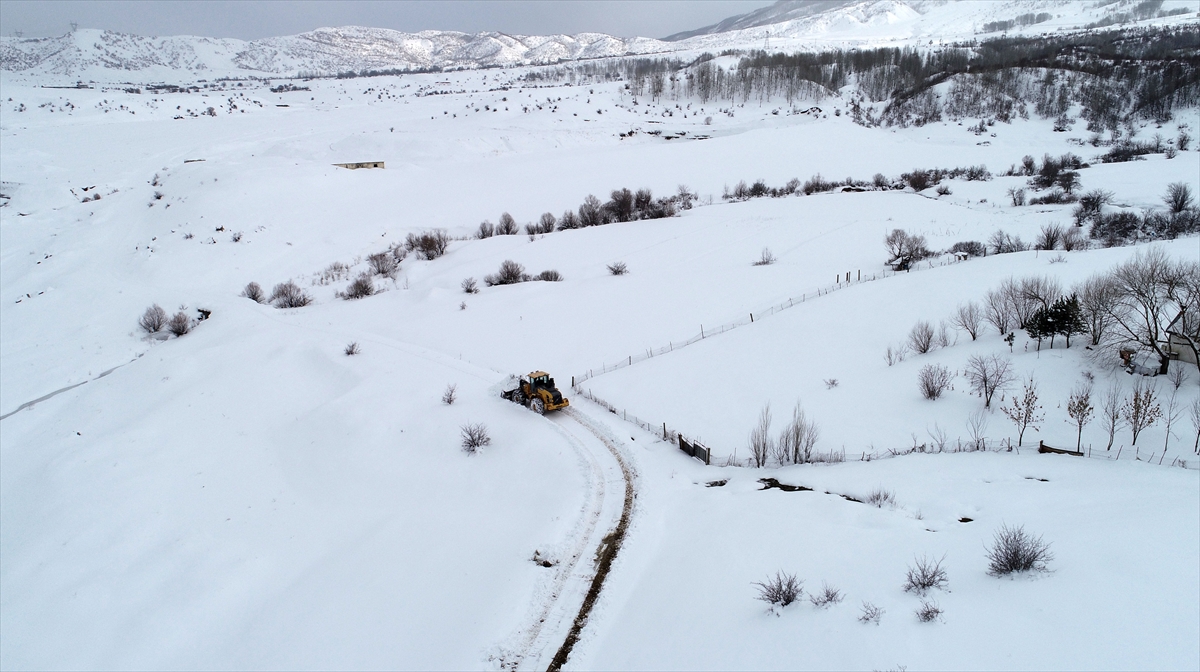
[2,13,1199,670]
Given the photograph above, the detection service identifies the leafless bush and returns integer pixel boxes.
[442,383,457,405]
[484,260,527,286]
[167,311,191,336]
[607,261,628,275]
[1168,366,1189,390]
[966,409,989,451]
[270,281,312,308]
[904,554,948,595]
[139,304,168,333]
[885,344,908,366]
[858,601,884,624]
[809,582,844,608]
[318,261,351,285]
[1035,223,1065,250]
[824,378,839,389]
[230,231,243,243]
[864,487,897,508]
[918,364,952,400]
[1007,186,1026,206]
[753,571,803,608]
[496,212,519,236]
[476,220,495,239]
[753,247,776,266]
[535,269,563,282]
[951,301,984,340]
[341,274,375,300]
[966,354,1014,408]
[908,320,936,354]
[1122,379,1162,446]
[1061,227,1088,251]
[461,277,479,294]
[241,282,265,303]
[344,342,360,356]
[748,403,773,468]
[460,422,492,453]
[916,600,943,623]
[368,252,398,277]
[986,524,1053,575]
[405,229,450,260]
[936,321,952,348]
[1002,376,1044,447]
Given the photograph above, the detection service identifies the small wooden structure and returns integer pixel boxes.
[333,161,385,170]
[1037,441,1082,456]
[1165,309,1198,366]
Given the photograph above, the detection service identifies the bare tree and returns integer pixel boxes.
[1122,379,1163,446]
[753,247,776,266]
[749,403,773,468]
[1020,275,1062,317]
[908,320,936,354]
[1162,389,1182,456]
[538,211,557,233]
[1100,384,1125,451]
[966,354,1014,408]
[461,277,479,294]
[460,422,492,453]
[1066,383,1094,451]
[1190,397,1200,454]
[1165,182,1194,215]
[496,212,518,235]
[967,409,989,450]
[777,401,819,464]
[167,311,191,336]
[1076,273,1118,346]
[442,383,457,405]
[984,287,1016,334]
[951,301,984,340]
[139,304,168,333]
[367,252,398,278]
[1002,376,1044,447]
[1105,249,1194,374]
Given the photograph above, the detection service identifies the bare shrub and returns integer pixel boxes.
[460,422,492,453]
[1066,383,1094,451]
[935,184,952,196]
[809,582,844,608]
[442,383,457,405]
[748,403,773,468]
[753,247,776,266]
[1122,379,1162,446]
[496,212,519,235]
[966,354,1014,408]
[918,364,952,399]
[1061,227,1088,251]
[461,277,479,294]
[904,554,949,595]
[884,344,908,366]
[476,220,495,239]
[318,261,351,285]
[864,487,897,508]
[368,252,398,277]
[951,301,984,340]
[908,320,936,354]
[966,409,989,450]
[606,261,628,275]
[1168,366,1189,390]
[535,269,563,282]
[341,274,375,300]
[538,212,557,233]
[484,260,527,286]
[753,571,803,608]
[858,601,884,624]
[344,342,360,356]
[1165,182,1194,214]
[885,229,931,267]
[986,524,1053,575]
[936,321,952,348]
[1007,186,1026,206]
[241,282,265,303]
[167,311,191,336]
[230,231,243,243]
[824,378,839,389]
[270,281,312,308]
[916,600,943,623]
[1035,223,1065,250]
[405,229,450,259]
[139,304,168,333]
[1100,383,1126,451]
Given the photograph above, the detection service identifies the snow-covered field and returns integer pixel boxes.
[2,42,1199,670]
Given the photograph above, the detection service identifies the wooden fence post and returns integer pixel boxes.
[663,423,667,440]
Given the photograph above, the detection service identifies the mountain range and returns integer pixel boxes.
[1,0,1195,81]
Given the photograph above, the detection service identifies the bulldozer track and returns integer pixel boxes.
[545,407,636,671]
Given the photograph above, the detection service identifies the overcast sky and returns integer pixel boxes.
[0,1,776,40]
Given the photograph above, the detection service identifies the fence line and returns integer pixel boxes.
[573,257,966,387]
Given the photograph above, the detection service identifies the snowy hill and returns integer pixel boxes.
[3,0,1197,83]
[2,6,1199,671]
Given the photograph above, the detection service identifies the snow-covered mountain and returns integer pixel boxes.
[0,26,672,81]
[2,0,1196,82]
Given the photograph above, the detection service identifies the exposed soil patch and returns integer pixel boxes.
[759,477,813,492]
[1025,476,1050,482]
[959,517,974,523]
[706,479,728,487]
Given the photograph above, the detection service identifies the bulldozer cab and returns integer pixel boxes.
[527,372,553,390]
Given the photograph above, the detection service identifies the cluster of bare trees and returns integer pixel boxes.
[138,303,207,337]
[747,402,821,467]
[476,186,696,241]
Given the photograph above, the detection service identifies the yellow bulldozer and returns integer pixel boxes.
[501,371,570,414]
